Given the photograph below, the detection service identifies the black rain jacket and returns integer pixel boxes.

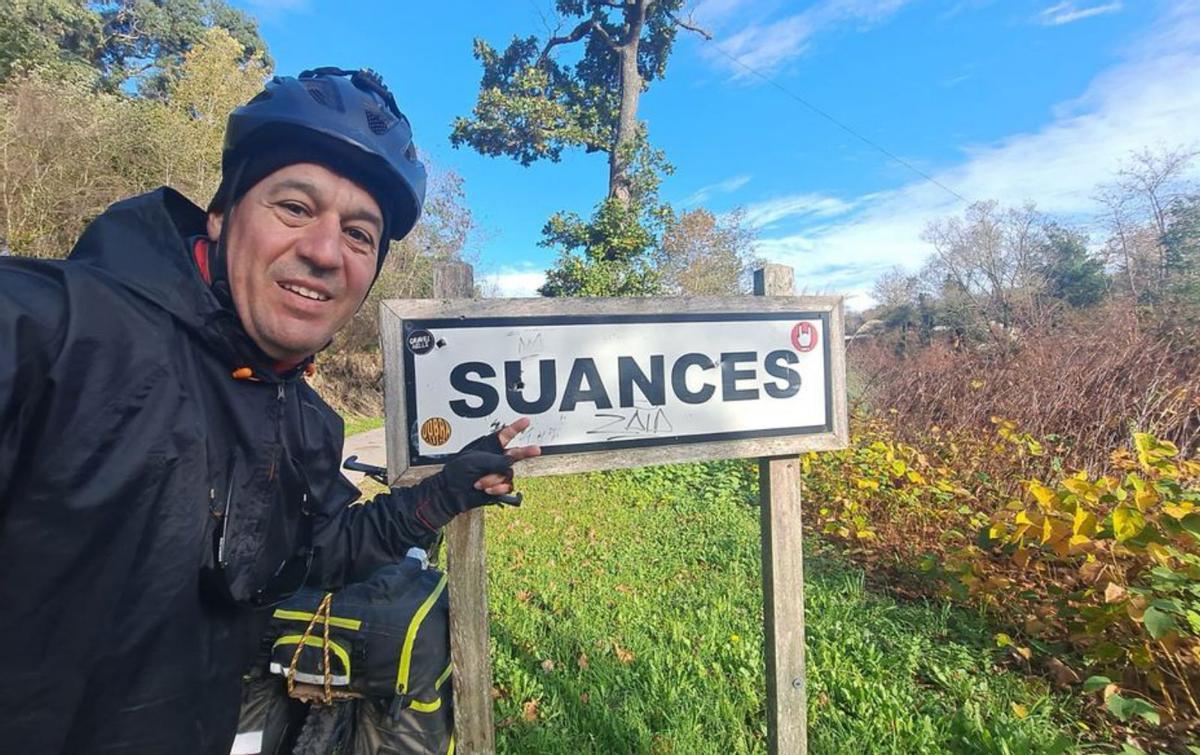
[0,188,445,754]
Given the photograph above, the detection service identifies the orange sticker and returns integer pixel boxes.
[421,417,452,447]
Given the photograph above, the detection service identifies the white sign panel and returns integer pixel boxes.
[399,311,832,466]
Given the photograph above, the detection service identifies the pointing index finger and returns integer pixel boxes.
[497,417,531,448]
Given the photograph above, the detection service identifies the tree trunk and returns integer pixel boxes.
[608,0,650,207]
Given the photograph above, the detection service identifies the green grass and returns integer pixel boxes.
[342,414,384,437]
[481,461,1088,754]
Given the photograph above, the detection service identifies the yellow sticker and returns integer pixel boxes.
[421,417,452,447]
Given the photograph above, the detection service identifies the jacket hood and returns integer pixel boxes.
[67,187,304,380]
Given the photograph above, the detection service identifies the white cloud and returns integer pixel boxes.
[1036,2,1123,26]
[743,193,857,229]
[681,174,752,205]
[718,15,816,74]
[750,6,1200,308]
[704,0,915,76]
[481,267,547,298]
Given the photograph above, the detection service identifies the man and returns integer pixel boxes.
[0,67,538,753]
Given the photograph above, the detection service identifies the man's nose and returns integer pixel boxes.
[296,215,343,271]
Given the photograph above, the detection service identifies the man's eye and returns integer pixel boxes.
[347,228,374,247]
[280,201,309,216]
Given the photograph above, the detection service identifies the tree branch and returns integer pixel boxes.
[591,20,619,49]
[539,17,619,64]
[667,10,713,40]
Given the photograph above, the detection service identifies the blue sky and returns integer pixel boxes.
[235,0,1200,306]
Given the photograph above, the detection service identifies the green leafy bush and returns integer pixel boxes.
[803,419,1200,739]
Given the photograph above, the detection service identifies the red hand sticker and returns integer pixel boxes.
[791,321,819,353]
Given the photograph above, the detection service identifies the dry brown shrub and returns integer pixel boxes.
[308,351,383,418]
[852,299,1200,471]
[0,30,266,258]
[0,70,141,257]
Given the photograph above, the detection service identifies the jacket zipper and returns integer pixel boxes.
[217,453,236,567]
[216,384,286,569]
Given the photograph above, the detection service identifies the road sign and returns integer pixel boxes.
[381,296,847,481]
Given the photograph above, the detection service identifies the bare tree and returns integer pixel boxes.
[919,200,1048,326]
[1096,145,1198,297]
[871,265,919,310]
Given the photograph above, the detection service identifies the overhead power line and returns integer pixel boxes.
[704,40,972,205]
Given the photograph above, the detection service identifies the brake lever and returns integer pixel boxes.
[493,492,523,507]
[342,455,389,486]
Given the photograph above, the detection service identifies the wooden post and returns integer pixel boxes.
[754,264,808,754]
[434,262,495,755]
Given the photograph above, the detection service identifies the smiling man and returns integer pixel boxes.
[215,164,385,364]
[0,68,538,754]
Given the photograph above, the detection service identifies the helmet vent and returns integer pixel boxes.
[364,108,395,135]
[303,80,343,112]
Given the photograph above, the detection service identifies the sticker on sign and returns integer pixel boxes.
[398,311,833,465]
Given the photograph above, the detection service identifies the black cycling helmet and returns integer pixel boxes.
[209,67,427,249]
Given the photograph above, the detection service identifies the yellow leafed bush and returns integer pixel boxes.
[804,419,1200,730]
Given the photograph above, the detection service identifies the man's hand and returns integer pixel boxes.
[472,418,541,496]
[411,419,542,532]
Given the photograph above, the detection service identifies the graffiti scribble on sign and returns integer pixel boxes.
[517,332,544,358]
[589,407,675,441]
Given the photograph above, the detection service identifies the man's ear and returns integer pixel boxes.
[206,211,224,241]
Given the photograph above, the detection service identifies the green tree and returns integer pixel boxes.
[140,26,269,199]
[451,1,709,296]
[0,0,103,82]
[1162,194,1200,302]
[95,0,270,94]
[655,207,758,295]
[1038,224,1107,308]
[537,194,662,297]
[0,0,270,93]
[536,133,672,296]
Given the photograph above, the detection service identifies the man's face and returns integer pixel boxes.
[207,163,383,364]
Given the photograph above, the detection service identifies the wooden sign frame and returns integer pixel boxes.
[380,294,848,484]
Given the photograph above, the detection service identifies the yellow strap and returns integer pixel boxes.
[273,608,362,631]
[274,634,352,678]
[396,661,451,714]
[395,573,448,695]
[447,733,455,755]
[435,661,452,690]
[408,696,442,713]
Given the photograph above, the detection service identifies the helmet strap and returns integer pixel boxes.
[207,158,248,309]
